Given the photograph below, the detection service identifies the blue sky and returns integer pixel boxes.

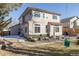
[9,3,79,24]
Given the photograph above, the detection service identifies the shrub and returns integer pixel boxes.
[76,40,79,45]
[47,34,50,37]
[1,44,6,50]
[38,37,41,41]
[30,39,36,42]
[40,34,42,37]
[27,37,37,42]
[77,36,79,39]
[43,37,49,40]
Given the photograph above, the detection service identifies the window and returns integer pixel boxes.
[43,13,45,18]
[52,15,57,19]
[54,26,59,32]
[34,24,40,33]
[33,11,40,17]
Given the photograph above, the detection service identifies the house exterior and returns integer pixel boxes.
[61,16,79,35]
[61,16,79,28]
[0,18,12,36]
[19,7,62,38]
[9,24,20,35]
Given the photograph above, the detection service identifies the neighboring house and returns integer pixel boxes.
[61,16,79,35]
[0,18,11,36]
[61,16,79,28]
[9,24,20,35]
[19,7,62,38]
[0,29,10,36]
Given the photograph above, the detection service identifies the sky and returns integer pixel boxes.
[9,3,79,24]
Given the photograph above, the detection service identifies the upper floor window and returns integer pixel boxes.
[52,15,57,19]
[33,11,40,17]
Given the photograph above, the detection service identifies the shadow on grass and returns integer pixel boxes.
[4,46,71,56]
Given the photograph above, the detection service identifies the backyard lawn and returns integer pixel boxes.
[0,38,79,56]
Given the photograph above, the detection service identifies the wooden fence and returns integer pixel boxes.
[62,27,79,35]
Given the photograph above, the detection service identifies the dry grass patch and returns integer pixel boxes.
[0,39,79,56]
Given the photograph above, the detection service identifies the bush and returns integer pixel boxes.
[43,37,49,40]
[38,34,42,41]
[1,44,6,50]
[30,39,36,42]
[40,34,42,37]
[77,36,79,39]
[47,34,50,37]
[27,37,37,42]
[76,40,79,45]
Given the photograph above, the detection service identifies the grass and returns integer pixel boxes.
[0,39,79,56]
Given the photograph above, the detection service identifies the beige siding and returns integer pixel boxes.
[32,10,60,23]
[49,25,62,36]
[20,9,62,37]
[62,17,79,28]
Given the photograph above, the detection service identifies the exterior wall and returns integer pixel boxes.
[19,10,32,37]
[49,25,62,36]
[49,25,54,36]
[55,26,62,36]
[62,21,70,28]
[20,22,29,37]
[76,19,79,26]
[27,10,61,36]
[19,9,62,37]
[62,17,79,28]
[9,25,20,35]
[32,10,60,23]
[62,17,79,35]
[28,21,47,35]
[70,17,77,28]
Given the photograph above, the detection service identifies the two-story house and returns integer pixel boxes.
[61,16,79,28]
[19,7,62,38]
[61,16,79,35]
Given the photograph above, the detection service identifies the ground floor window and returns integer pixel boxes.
[34,24,40,33]
[54,26,59,32]
[46,25,48,33]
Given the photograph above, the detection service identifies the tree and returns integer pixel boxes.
[0,3,22,19]
[0,3,22,36]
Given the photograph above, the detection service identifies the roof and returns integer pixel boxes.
[61,16,79,23]
[48,22,62,26]
[9,23,20,29]
[19,7,61,19]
